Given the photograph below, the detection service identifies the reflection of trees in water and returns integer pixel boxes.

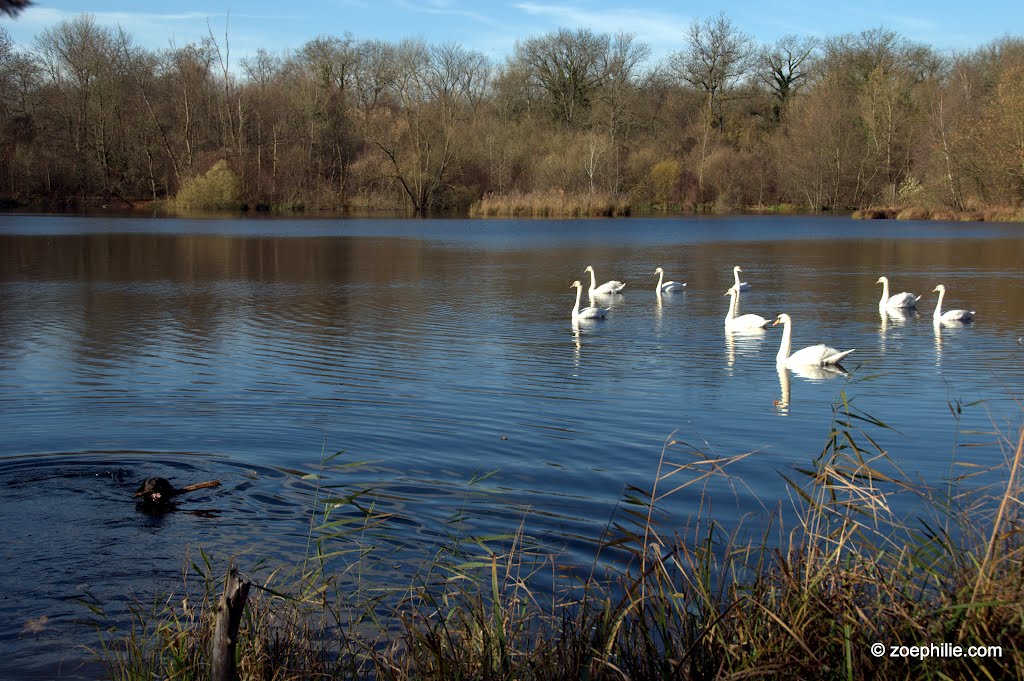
[0,231,605,374]
[0,233,434,369]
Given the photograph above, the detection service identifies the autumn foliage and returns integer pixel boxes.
[1,17,1023,216]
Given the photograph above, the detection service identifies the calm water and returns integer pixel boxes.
[1,214,1023,677]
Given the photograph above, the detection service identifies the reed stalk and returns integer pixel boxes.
[93,400,1024,680]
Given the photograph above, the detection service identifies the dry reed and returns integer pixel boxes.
[94,397,1024,680]
[469,190,632,217]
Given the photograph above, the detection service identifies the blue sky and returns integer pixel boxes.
[3,0,1021,65]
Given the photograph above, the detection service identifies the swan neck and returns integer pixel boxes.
[933,288,944,319]
[734,268,741,286]
[879,279,889,307]
[777,317,792,363]
[656,270,664,291]
[588,269,597,291]
[725,291,736,322]
[572,285,582,317]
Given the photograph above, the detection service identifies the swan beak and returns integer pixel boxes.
[771,318,782,326]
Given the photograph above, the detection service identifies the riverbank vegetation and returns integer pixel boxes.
[94,400,1024,679]
[1,16,1024,218]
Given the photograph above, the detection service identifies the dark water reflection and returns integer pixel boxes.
[1,215,1022,676]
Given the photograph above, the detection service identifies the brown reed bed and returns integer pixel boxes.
[94,397,1024,680]
[854,205,1024,222]
[469,190,632,218]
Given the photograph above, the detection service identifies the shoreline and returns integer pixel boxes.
[4,199,1024,222]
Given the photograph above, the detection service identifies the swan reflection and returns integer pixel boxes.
[776,365,790,413]
[932,316,972,366]
[724,326,767,372]
[791,364,851,380]
[878,307,914,351]
[590,290,627,310]
[775,363,850,415]
[880,307,914,329]
[571,322,584,371]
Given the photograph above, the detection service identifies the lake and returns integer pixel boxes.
[1,214,1022,677]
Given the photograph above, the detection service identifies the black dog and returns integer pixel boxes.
[135,477,221,508]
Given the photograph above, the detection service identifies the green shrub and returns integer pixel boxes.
[650,159,682,209]
[174,160,242,211]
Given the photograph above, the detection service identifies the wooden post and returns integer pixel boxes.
[210,560,250,681]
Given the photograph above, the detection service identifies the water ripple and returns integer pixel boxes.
[1,218,1022,677]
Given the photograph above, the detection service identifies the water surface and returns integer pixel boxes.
[1,214,1022,677]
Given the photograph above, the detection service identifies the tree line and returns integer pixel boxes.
[1,13,1022,215]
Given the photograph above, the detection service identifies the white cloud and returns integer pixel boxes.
[513,1,688,46]
[396,0,501,27]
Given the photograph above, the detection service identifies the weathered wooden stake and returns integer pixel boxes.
[210,559,250,681]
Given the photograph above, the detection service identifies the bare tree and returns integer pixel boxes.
[759,34,818,120]
[667,13,754,199]
[670,12,755,131]
[160,39,218,175]
[821,28,938,204]
[974,61,1024,203]
[926,76,965,210]
[357,40,491,212]
[0,26,40,195]
[34,15,130,199]
[279,35,358,203]
[515,27,609,128]
[593,32,650,191]
[5,11,1024,215]
[824,28,936,84]
[240,48,284,201]
[205,15,244,188]
[351,38,401,111]
[428,41,491,120]
[777,72,863,210]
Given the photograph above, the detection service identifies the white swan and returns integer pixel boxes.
[772,313,855,368]
[570,280,609,320]
[724,287,770,330]
[876,276,920,310]
[932,284,974,323]
[732,265,751,292]
[584,265,625,295]
[655,267,686,293]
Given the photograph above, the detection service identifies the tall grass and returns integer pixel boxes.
[469,190,632,217]
[853,204,1024,222]
[95,397,1024,679]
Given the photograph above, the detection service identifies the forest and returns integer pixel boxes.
[1,13,1023,216]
